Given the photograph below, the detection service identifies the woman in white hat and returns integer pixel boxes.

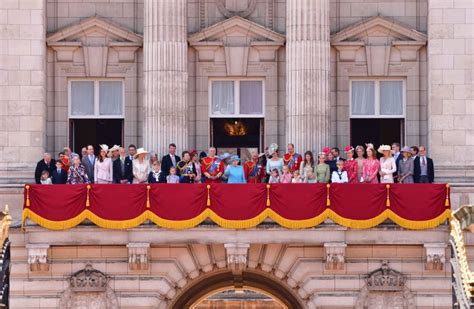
[266,143,284,176]
[378,144,397,184]
[94,144,113,184]
[132,148,149,184]
[398,146,414,183]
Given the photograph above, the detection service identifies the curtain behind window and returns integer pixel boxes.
[240,81,263,115]
[99,81,123,116]
[71,81,94,116]
[211,81,234,115]
[351,81,375,116]
[380,81,403,115]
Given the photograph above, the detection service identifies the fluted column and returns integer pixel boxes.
[144,0,188,155]
[286,0,330,153]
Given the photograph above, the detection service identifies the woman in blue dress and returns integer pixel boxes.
[224,155,246,184]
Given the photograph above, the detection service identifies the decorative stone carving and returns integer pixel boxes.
[224,243,250,275]
[424,243,447,271]
[59,264,118,309]
[216,0,257,18]
[356,261,415,309]
[324,242,346,270]
[27,244,49,272]
[127,243,150,271]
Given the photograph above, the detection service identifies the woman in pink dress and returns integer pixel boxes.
[362,145,380,183]
[343,146,358,183]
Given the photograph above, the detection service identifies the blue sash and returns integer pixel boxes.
[288,154,299,169]
[208,159,220,173]
[250,163,259,177]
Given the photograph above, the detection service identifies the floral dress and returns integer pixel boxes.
[362,159,380,183]
[343,159,358,183]
[67,165,90,184]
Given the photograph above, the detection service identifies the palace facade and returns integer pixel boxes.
[0,0,473,308]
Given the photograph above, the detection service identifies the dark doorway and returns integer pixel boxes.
[350,119,404,148]
[70,119,123,154]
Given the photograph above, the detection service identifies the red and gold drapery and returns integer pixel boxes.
[22,183,451,230]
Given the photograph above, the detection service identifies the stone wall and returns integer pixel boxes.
[0,0,47,182]
[427,0,474,182]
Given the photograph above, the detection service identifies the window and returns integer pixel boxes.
[350,80,405,118]
[69,80,124,118]
[210,79,264,117]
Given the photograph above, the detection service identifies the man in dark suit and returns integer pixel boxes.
[81,145,96,183]
[124,144,136,183]
[414,146,434,183]
[34,153,56,184]
[114,147,132,184]
[51,161,67,184]
[161,143,181,180]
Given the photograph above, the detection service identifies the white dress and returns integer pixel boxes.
[94,158,113,184]
[379,157,397,183]
[132,160,150,184]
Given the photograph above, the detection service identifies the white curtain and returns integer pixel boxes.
[211,81,234,115]
[240,81,263,115]
[99,81,123,116]
[380,81,403,115]
[71,81,94,116]
[351,81,375,116]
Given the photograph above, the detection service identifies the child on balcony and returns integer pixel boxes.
[148,161,162,184]
[268,168,280,184]
[40,170,52,185]
[304,170,317,183]
[166,167,180,184]
[292,170,303,183]
[279,165,293,184]
[331,160,348,183]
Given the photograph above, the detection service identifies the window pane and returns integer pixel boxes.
[71,81,94,116]
[351,81,375,115]
[211,81,234,115]
[380,81,403,116]
[240,81,263,115]
[99,81,123,116]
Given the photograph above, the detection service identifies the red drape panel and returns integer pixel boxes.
[89,184,146,220]
[210,184,266,220]
[330,184,386,220]
[390,184,447,220]
[269,184,327,220]
[149,184,207,220]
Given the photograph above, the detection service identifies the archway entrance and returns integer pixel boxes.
[170,270,304,309]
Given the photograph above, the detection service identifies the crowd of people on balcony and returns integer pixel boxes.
[34,141,435,185]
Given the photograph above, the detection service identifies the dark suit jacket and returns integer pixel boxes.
[394,154,403,182]
[81,155,96,183]
[51,169,67,184]
[113,158,131,183]
[124,156,134,183]
[161,154,181,178]
[34,159,56,184]
[413,156,434,183]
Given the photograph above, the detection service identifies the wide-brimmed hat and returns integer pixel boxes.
[231,155,240,162]
[344,145,354,153]
[377,145,391,154]
[134,148,149,158]
[401,146,411,153]
[268,143,279,154]
[109,144,120,154]
[258,153,266,158]
[219,153,231,160]
[99,144,109,152]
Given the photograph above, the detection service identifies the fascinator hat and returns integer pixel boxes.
[344,145,354,153]
[99,144,109,152]
[268,143,279,155]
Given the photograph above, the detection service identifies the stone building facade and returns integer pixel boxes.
[0,0,473,308]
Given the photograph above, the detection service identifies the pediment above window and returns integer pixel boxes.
[46,16,142,77]
[189,16,285,76]
[331,16,427,75]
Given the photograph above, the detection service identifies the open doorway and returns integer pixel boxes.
[350,119,404,148]
[69,119,123,154]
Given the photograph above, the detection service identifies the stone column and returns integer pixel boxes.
[0,0,47,183]
[143,0,188,155]
[286,0,330,153]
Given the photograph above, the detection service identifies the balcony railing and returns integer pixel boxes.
[22,184,451,230]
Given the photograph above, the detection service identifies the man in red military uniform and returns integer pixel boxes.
[201,147,224,183]
[244,150,266,183]
[283,143,302,173]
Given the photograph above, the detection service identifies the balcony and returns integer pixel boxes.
[21,184,451,231]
